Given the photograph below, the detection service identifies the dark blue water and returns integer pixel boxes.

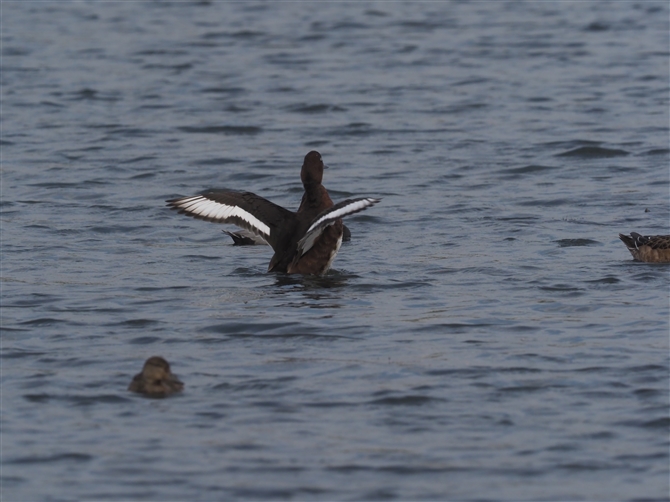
[2,2,669,500]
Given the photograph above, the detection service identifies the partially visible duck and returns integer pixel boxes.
[167,151,379,275]
[619,232,670,263]
[128,356,184,397]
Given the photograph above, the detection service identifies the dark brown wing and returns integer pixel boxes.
[167,190,295,250]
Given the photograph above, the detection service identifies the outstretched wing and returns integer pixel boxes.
[296,197,380,256]
[166,190,294,249]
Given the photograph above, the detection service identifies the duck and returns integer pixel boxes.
[128,356,184,397]
[618,232,670,263]
[167,151,379,275]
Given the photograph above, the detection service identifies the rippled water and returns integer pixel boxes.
[2,2,669,500]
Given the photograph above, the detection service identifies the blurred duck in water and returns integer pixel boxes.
[618,232,670,263]
[128,356,184,397]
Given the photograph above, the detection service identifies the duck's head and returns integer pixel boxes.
[301,150,328,186]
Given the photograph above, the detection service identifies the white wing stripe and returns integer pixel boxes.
[299,231,321,257]
[307,198,377,233]
[180,198,207,211]
[174,196,270,236]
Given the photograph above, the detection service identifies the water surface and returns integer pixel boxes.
[2,2,669,500]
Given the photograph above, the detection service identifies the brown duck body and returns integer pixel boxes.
[266,153,344,274]
[167,151,379,275]
[284,181,344,274]
[619,233,670,263]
